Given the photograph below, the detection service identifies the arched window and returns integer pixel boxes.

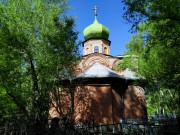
[94,46,99,53]
[104,47,108,54]
[86,47,89,54]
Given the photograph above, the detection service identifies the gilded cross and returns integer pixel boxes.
[93,6,98,16]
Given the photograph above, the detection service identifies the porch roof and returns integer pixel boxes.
[75,62,139,80]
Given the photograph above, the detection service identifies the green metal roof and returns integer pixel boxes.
[83,16,110,40]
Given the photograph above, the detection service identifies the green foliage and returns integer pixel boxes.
[0,0,79,134]
[122,0,180,29]
[116,34,144,71]
[121,0,180,114]
[0,87,18,119]
[146,88,178,115]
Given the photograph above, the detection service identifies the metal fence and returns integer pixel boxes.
[74,118,178,135]
[0,118,178,135]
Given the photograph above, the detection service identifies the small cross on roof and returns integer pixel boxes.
[93,5,98,16]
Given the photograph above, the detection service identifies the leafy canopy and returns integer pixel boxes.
[0,0,79,133]
[120,0,180,114]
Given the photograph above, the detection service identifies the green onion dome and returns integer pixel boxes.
[83,16,110,40]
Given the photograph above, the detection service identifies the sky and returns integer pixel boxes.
[68,0,134,56]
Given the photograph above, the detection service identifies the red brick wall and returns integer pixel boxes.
[74,85,114,124]
[49,84,147,124]
[112,89,123,123]
[124,85,147,120]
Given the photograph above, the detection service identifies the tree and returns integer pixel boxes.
[120,0,180,114]
[116,33,145,71]
[0,0,79,134]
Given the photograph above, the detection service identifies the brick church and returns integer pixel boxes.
[49,8,147,124]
